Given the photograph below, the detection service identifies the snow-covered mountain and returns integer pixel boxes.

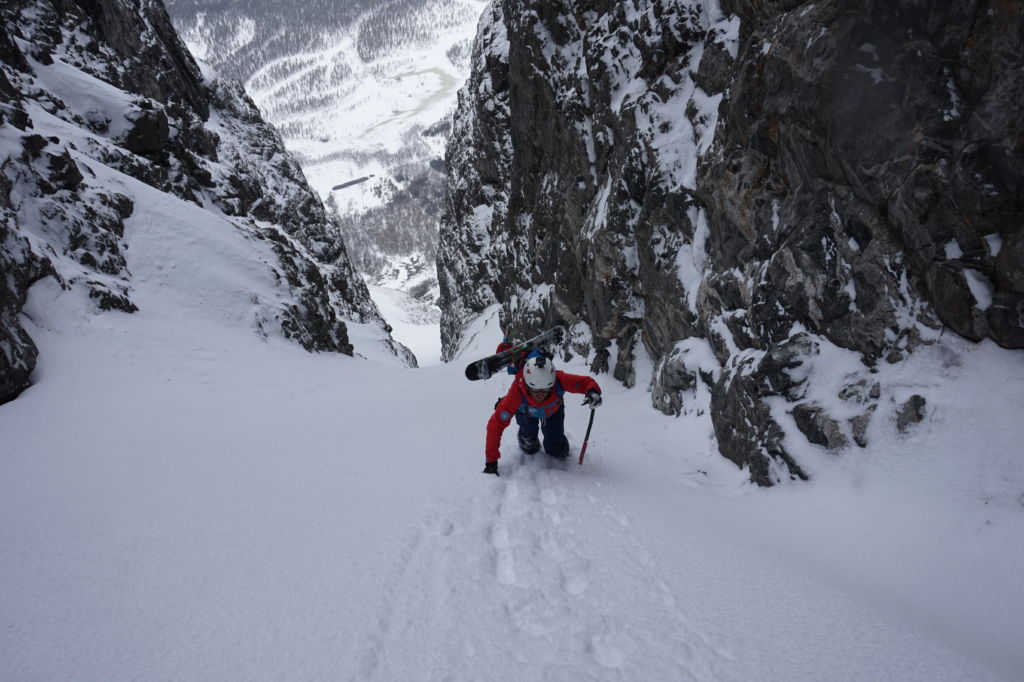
[0,0,414,404]
[165,0,485,363]
[3,2,1024,679]
[168,0,484,200]
[439,0,1024,485]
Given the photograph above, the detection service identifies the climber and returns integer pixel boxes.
[482,352,602,476]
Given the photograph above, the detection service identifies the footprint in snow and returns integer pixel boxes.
[490,523,511,550]
[560,558,590,595]
[539,528,567,560]
[587,624,637,669]
[428,516,455,537]
[492,525,517,586]
[494,548,516,585]
[509,596,571,636]
[542,507,562,525]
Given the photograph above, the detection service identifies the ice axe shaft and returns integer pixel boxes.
[578,408,596,466]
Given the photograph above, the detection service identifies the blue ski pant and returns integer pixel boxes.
[516,407,569,458]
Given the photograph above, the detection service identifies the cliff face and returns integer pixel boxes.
[438,0,1023,484]
[1,0,411,404]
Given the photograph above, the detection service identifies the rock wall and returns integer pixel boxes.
[1,0,411,404]
[438,0,1023,484]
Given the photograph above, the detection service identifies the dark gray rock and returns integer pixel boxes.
[437,0,514,359]
[44,148,84,192]
[924,262,987,341]
[896,394,927,432]
[0,314,37,404]
[711,334,818,484]
[838,377,881,405]
[652,348,698,417]
[995,231,1024,294]
[0,180,47,403]
[792,403,849,450]
[712,350,808,486]
[838,375,880,447]
[850,406,877,448]
[122,106,170,156]
[986,293,1024,349]
[438,0,1023,484]
[85,0,209,117]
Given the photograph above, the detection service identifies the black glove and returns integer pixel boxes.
[483,461,499,476]
[583,389,602,408]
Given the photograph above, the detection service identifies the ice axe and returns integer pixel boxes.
[577,406,596,466]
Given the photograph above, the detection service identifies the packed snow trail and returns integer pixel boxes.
[3,170,1024,680]
[349,459,738,681]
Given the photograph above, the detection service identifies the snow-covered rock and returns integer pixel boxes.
[438,0,1024,484]
[0,0,413,404]
[165,0,488,354]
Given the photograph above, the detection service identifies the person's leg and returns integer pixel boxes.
[515,412,540,454]
[541,408,570,458]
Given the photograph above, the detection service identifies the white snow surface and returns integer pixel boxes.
[368,284,442,366]
[8,5,1018,676]
[4,238,1024,682]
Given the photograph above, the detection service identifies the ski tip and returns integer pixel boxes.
[465,362,490,381]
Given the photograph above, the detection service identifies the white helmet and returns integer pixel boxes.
[523,355,556,390]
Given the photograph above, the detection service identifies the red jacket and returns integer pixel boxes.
[485,370,601,462]
[496,339,526,374]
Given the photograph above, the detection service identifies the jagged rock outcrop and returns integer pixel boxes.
[438,0,1023,484]
[1,0,412,403]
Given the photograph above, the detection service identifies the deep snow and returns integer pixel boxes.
[368,283,442,366]
[8,2,1023,679]
[2,165,1024,680]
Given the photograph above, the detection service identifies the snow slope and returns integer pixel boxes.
[369,283,442,366]
[2,183,1024,679]
[173,1,489,356]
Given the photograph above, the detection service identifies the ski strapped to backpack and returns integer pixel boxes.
[464,326,566,381]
